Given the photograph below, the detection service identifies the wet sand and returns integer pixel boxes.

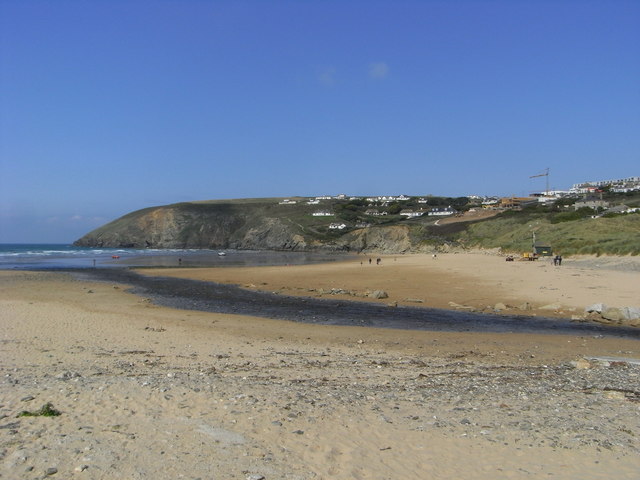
[136,252,640,324]
[72,268,639,338]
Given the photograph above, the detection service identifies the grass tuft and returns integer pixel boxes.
[18,402,61,417]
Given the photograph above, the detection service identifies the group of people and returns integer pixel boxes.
[553,255,563,266]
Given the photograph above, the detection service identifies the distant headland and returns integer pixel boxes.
[75,179,639,256]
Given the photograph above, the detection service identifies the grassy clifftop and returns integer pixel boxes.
[74,195,640,255]
[453,210,640,256]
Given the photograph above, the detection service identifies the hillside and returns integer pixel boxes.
[454,209,640,256]
[74,195,640,255]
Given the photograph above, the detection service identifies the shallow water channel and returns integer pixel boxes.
[71,268,639,338]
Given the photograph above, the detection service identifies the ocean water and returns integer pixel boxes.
[0,244,348,270]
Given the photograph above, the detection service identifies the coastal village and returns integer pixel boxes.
[277,175,640,231]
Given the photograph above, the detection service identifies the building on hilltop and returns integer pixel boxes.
[400,209,426,217]
[365,209,388,216]
[571,176,640,194]
[498,197,537,210]
[428,206,458,216]
[574,196,609,210]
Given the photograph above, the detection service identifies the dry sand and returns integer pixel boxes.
[1,254,640,479]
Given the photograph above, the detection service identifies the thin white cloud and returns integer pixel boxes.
[369,62,389,79]
[318,66,336,86]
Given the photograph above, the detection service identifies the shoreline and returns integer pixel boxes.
[1,269,640,479]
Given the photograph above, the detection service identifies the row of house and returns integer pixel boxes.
[365,194,412,202]
[365,206,458,217]
[571,176,640,194]
[330,222,372,229]
[281,194,420,205]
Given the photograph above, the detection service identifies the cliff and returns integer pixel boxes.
[73,199,433,253]
[73,195,640,255]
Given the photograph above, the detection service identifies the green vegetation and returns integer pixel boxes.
[18,402,61,417]
[455,211,640,256]
[549,207,596,223]
[74,192,640,256]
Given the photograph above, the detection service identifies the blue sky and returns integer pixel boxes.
[1,0,638,243]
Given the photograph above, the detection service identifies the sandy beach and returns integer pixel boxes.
[139,252,640,322]
[1,253,640,479]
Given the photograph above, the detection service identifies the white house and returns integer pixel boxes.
[307,199,320,205]
[312,211,333,216]
[329,223,347,230]
[574,197,609,210]
[400,209,426,218]
[365,209,388,216]
[278,199,297,205]
[428,206,457,216]
[604,205,630,215]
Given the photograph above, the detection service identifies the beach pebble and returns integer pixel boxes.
[246,475,265,480]
[45,467,58,476]
[539,303,561,311]
[569,359,592,370]
[601,307,624,322]
[585,303,607,313]
[368,290,388,299]
[601,306,640,322]
[448,301,475,311]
